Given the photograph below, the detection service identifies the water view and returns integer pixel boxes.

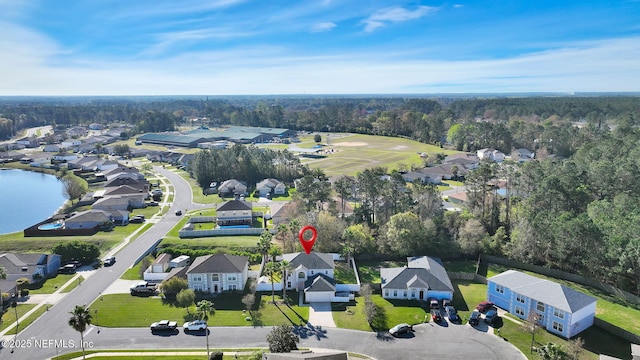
[0,168,67,234]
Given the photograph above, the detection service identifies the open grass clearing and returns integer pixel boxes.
[160,236,260,249]
[0,304,37,332]
[356,260,408,284]
[301,134,459,177]
[28,274,77,294]
[332,295,428,332]
[334,261,357,284]
[3,304,49,335]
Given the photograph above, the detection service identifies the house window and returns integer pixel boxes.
[403,290,407,298]
[516,293,525,303]
[536,301,545,312]
[287,281,291,288]
[385,290,389,297]
[298,272,305,278]
[193,275,202,282]
[411,290,416,298]
[393,290,398,297]
[495,284,504,294]
[325,270,328,274]
[311,270,314,275]
[553,308,564,319]
[211,274,219,281]
[515,306,525,317]
[193,284,203,291]
[552,321,563,333]
[228,274,237,281]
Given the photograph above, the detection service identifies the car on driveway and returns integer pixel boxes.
[476,301,495,313]
[183,320,207,331]
[389,323,413,336]
[469,310,482,326]
[150,320,178,331]
[431,309,442,323]
[429,299,440,310]
[484,309,498,325]
[129,215,145,223]
[445,305,459,323]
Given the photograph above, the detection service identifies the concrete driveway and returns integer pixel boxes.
[102,279,148,295]
[308,302,336,328]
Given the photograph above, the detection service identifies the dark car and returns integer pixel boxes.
[103,256,116,267]
[442,299,452,307]
[129,216,145,223]
[431,309,442,323]
[476,301,495,313]
[469,310,482,325]
[445,305,459,323]
[146,201,159,206]
[389,323,412,337]
[175,210,182,216]
[429,299,440,310]
[150,320,178,331]
[484,309,498,325]
[58,264,76,274]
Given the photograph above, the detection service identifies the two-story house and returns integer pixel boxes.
[186,254,248,294]
[282,252,338,303]
[487,270,597,338]
[216,200,253,226]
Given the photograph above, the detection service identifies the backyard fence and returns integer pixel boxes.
[593,318,640,344]
[179,227,271,238]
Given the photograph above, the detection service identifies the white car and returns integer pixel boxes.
[183,319,208,331]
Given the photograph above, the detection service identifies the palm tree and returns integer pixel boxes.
[0,266,6,312]
[288,219,300,253]
[280,260,293,304]
[257,231,273,263]
[276,223,288,252]
[68,305,92,360]
[264,261,279,304]
[196,300,215,359]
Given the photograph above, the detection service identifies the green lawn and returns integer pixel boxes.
[0,304,37,332]
[28,274,77,294]
[120,261,145,280]
[90,292,308,327]
[53,349,265,360]
[332,295,428,332]
[334,261,357,284]
[160,236,261,249]
[3,305,49,335]
[443,260,478,274]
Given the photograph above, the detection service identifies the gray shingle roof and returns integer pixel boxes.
[488,270,596,313]
[187,254,248,274]
[282,252,334,270]
[304,273,336,292]
[216,200,252,211]
[380,256,453,292]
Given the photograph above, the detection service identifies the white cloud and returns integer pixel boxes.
[454,4,464,8]
[310,22,337,33]
[363,6,437,32]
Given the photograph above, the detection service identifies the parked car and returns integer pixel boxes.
[442,299,451,307]
[484,309,498,325]
[150,320,178,331]
[429,299,440,310]
[431,309,442,323]
[103,256,116,267]
[476,301,495,313]
[58,264,76,274]
[183,320,208,331]
[389,323,412,336]
[129,216,145,223]
[445,305,459,323]
[175,210,182,216]
[146,201,159,206]
[469,310,482,326]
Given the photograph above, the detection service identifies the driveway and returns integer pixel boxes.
[102,279,147,295]
[308,302,337,328]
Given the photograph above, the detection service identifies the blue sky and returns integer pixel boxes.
[1,0,639,95]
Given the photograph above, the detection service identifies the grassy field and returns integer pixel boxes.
[28,274,77,294]
[332,294,428,332]
[356,260,407,284]
[0,304,37,332]
[334,261,357,284]
[298,133,458,177]
[2,305,49,335]
[159,236,260,249]
[90,291,308,328]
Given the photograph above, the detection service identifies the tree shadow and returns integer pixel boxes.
[375,331,395,342]
[273,303,296,326]
[293,323,328,341]
[370,306,388,332]
[250,310,264,327]
[285,303,308,324]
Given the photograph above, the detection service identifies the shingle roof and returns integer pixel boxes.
[380,256,453,292]
[282,252,334,270]
[488,270,596,313]
[304,273,336,292]
[216,200,252,211]
[187,254,248,274]
[66,210,111,223]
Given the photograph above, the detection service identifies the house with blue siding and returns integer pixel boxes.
[487,270,596,338]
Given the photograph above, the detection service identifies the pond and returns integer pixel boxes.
[0,169,67,234]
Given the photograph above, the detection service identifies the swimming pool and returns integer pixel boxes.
[218,225,251,229]
[38,222,64,230]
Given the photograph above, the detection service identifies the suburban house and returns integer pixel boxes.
[186,254,248,293]
[380,256,454,301]
[270,202,300,226]
[217,179,248,196]
[477,148,505,163]
[93,194,146,211]
[487,270,597,338]
[0,253,61,282]
[256,178,286,197]
[511,148,535,162]
[64,210,113,229]
[216,200,253,226]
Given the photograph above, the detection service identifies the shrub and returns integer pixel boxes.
[209,351,223,360]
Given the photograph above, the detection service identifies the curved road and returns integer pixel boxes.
[0,167,524,360]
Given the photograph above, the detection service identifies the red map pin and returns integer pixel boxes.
[298,225,317,254]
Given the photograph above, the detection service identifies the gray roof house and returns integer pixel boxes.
[0,253,61,283]
[216,200,253,226]
[280,252,346,303]
[217,179,248,196]
[256,178,286,196]
[487,270,597,338]
[64,210,112,230]
[380,256,454,302]
[186,254,249,294]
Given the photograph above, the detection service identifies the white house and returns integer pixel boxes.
[380,256,454,301]
[186,254,248,294]
[216,200,252,226]
[256,178,286,196]
[487,270,597,338]
[477,148,505,163]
